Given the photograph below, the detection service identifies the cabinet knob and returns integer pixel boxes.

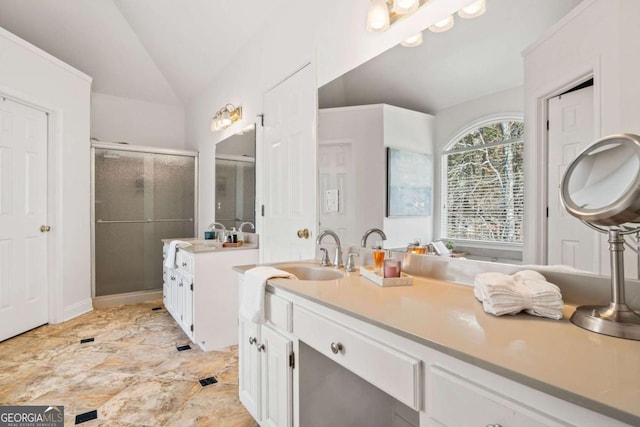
[330,342,343,354]
[182,262,187,267]
[249,337,257,345]
[257,343,265,352]
[297,228,310,239]
[170,276,176,280]
[40,225,51,233]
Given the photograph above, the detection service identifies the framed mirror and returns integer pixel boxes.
[215,124,256,231]
[317,0,594,266]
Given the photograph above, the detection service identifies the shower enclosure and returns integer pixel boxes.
[91,143,197,300]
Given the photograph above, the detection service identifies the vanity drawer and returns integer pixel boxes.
[428,366,567,427]
[293,305,421,410]
[265,292,292,333]
[176,250,194,274]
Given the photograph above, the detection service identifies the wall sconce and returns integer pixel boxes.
[367,0,487,39]
[211,104,243,131]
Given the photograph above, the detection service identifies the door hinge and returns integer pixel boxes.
[546,120,550,131]
[261,205,265,217]
[190,283,193,291]
[190,324,194,332]
[546,207,549,218]
[289,352,295,369]
[257,113,264,127]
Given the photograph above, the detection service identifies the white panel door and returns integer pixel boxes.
[0,98,48,341]
[262,64,317,263]
[547,86,598,272]
[318,141,356,245]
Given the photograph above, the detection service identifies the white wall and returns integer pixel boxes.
[186,0,475,238]
[319,105,385,247]
[523,0,640,271]
[318,104,435,249]
[91,92,185,149]
[383,104,436,248]
[433,86,524,240]
[0,27,92,321]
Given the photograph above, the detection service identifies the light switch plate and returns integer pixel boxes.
[325,189,339,212]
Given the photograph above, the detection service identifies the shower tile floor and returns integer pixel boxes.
[0,300,258,427]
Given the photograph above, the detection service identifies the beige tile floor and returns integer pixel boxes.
[0,300,258,427]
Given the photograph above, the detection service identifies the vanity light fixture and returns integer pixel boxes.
[392,0,419,15]
[367,0,486,34]
[458,0,486,19]
[428,15,455,32]
[366,0,391,32]
[401,32,423,47]
[211,104,242,132]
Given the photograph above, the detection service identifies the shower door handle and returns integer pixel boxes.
[97,218,194,224]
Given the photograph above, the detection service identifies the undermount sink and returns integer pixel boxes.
[272,263,344,281]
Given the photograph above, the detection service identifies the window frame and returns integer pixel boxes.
[440,114,525,250]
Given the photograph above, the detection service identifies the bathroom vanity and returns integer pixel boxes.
[235,263,639,427]
[162,237,258,351]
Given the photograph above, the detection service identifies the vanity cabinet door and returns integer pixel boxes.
[239,318,261,422]
[260,325,293,427]
[180,273,194,339]
[167,270,180,317]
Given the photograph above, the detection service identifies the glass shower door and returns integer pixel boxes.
[94,148,196,297]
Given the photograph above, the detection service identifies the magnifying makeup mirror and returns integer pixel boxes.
[560,133,640,340]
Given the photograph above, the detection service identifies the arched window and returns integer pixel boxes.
[442,119,524,244]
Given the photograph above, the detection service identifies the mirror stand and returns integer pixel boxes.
[571,228,640,340]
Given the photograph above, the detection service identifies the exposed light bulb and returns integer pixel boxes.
[211,116,220,131]
[393,0,418,15]
[366,0,390,32]
[220,110,232,128]
[429,15,454,33]
[458,0,486,18]
[400,32,423,47]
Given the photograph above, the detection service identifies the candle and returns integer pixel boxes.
[383,259,401,278]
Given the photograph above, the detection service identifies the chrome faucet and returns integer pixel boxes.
[361,228,387,248]
[316,229,344,268]
[238,222,255,232]
[208,222,226,239]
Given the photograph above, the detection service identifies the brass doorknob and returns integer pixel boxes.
[40,225,51,233]
[297,228,310,239]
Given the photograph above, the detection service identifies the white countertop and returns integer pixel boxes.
[162,237,258,253]
[235,263,640,425]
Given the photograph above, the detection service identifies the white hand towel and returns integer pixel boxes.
[164,240,191,270]
[240,266,298,324]
[474,270,564,320]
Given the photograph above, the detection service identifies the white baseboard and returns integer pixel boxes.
[92,290,162,309]
[62,298,93,322]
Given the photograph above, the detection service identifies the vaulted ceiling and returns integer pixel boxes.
[0,0,582,111]
[0,0,286,105]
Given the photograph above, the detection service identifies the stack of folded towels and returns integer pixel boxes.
[473,270,564,320]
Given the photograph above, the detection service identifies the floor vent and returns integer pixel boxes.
[80,338,95,344]
[177,345,192,352]
[75,410,98,424]
[199,376,218,387]
[152,307,163,311]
